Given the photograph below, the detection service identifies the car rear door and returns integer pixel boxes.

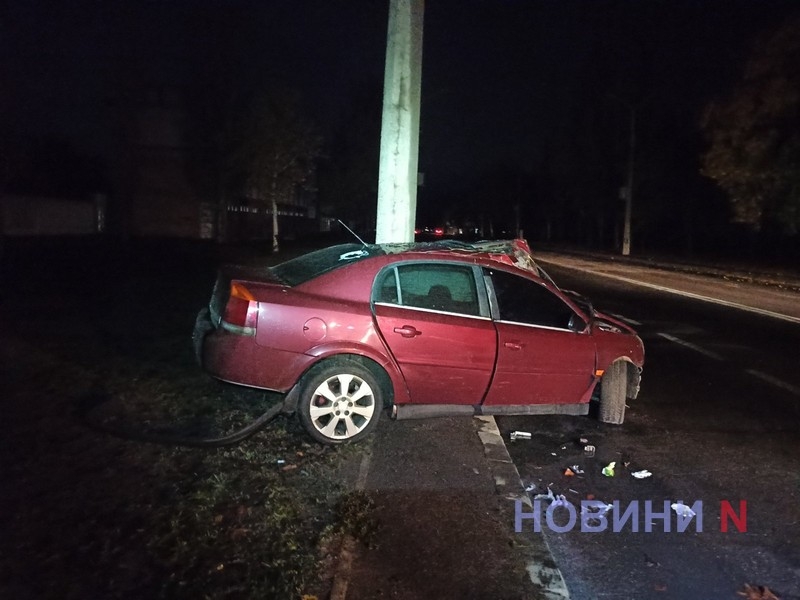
[481,268,596,406]
[372,262,497,404]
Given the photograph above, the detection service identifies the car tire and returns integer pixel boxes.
[298,360,383,445]
[599,360,627,425]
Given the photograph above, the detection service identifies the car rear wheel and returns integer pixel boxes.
[298,361,383,444]
[599,360,627,424]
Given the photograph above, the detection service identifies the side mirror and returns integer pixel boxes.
[568,313,588,333]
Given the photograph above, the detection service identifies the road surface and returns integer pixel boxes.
[497,261,800,600]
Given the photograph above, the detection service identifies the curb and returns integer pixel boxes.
[475,416,571,600]
[328,446,373,600]
[535,247,800,292]
[539,255,800,325]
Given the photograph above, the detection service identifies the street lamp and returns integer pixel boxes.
[622,107,635,256]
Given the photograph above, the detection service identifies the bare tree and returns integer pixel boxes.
[230,86,323,251]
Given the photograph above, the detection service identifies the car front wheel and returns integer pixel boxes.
[298,361,383,444]
[599,360,627,424]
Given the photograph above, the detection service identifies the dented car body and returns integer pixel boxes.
[194,240,644,444]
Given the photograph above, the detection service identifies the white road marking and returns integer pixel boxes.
[746,369,800,396]
[539,258,800,325]
[607,312,642,326]
[657,332,724,361]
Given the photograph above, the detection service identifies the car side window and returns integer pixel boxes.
[376,264,481,316]
[487,268,581,330]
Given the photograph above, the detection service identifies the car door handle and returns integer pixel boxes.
[393,325,422,338]
[504,341,524,350]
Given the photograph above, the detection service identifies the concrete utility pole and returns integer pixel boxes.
[375,0,424,244]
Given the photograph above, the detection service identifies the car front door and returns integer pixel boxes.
[481,268,596,406]
[372,262,497,405]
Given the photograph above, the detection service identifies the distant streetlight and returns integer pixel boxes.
[609,94,638,256]
[622,108,636,256]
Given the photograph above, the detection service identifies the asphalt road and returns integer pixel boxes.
[497,263,800,600]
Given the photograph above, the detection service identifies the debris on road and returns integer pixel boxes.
[570,464,585,474]
[670,502,696,518]
[644,553,660,567]
[525,483,537,493]
[581,501,613,517]
[583,444,596,458]
[631,469,652,479]
[510,431,532,441]
[602,461,616,477]
[533,487,571,507]
[737,583,781,600]
[563,468,575,477]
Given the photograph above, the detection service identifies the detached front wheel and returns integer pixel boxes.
[599,360,628,424]
[298,361,383,444]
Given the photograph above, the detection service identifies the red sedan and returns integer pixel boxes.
[194,240,644,444]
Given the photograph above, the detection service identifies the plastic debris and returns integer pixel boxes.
[570,465,585,475]
[579,437,589,444]
[510,431,532,441]
[276,459,286,465]
[563,468,575,477]
[525,483,537,493]
[631,469,652,479]
[581,501,614,517]
[552,493,571,508]
[533,488,571,508]
[670,502,696,518]
[583,444,596,458]
[602,461,616,477]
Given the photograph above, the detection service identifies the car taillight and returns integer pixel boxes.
[222,282,258,334]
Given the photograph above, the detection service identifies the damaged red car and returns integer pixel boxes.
[194,240,644,444]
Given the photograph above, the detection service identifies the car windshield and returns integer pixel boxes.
[270,243,378,286]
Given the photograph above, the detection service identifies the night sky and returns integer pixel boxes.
[2,0,798,228]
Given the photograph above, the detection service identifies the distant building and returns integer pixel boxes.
[118,84,319,242]
[0,194,104,237]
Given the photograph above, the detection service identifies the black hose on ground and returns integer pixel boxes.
[77,395,288,448]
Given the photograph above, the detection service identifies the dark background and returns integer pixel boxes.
[2,0,798,260]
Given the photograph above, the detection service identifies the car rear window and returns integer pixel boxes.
[271,244,379,286]
[376,263,481,316]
